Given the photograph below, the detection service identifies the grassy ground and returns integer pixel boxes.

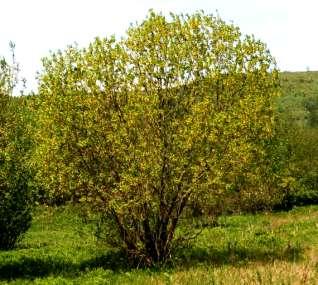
[1,205,318,284]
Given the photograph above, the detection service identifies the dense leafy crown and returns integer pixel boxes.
[35,11,278,264]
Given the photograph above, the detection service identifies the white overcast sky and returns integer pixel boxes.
[1,0,317,92]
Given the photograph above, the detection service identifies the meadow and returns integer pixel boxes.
[1,204,318,284]
[2,12,318,284]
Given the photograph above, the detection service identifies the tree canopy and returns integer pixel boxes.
[34,11,279,264]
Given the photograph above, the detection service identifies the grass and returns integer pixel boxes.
[1,205,318,284]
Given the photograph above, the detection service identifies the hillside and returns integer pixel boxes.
[281,71,318,97]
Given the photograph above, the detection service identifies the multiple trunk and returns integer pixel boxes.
[111,191,190,265]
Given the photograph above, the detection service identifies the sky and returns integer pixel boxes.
[1,0,317,93]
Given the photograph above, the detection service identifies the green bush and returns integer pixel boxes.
[275,182,318,211]
[274,73,318,210]
[35,12,278,265]
[0,156,32,250]
[0,48,33,250]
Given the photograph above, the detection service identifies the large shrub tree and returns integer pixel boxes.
[35,12,278,264]
[0,46,33,250]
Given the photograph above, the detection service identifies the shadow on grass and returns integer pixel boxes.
[173,242,303,268]
[0,250,128,281]
[0,257,78,280]
[0,244,304,281]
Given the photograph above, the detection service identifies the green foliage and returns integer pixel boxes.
[274,71,318,209]
[0,155,32,250]
[34,11,278,265]
[0,50,33,250]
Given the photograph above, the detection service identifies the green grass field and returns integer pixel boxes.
[1,205,318,284]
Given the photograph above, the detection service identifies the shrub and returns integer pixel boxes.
[35,12,278,265]
[273,76,318,210]
[0,48,33,250]
[0,154,32,249]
